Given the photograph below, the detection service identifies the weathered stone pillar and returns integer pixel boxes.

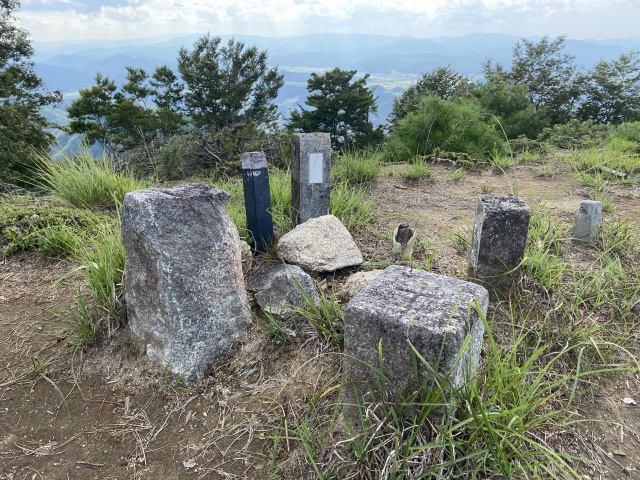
[291,133,331,226]
[572,200,602,243]
[344,265,488,412]
[121,184,251,383]
[469,195,530,294]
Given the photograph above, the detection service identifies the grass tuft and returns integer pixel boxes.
[35,149,149,209]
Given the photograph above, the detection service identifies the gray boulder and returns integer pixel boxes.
[121,184,251,383]
[247,263,319,316]
[276,215,363,272]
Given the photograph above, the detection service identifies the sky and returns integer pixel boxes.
[18,0,640,44]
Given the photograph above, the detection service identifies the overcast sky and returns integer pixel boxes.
[19,0,640,43]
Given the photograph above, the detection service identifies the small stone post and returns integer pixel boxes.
[469,195,530,294]
[241,151,274,252]
[291,133,331,226]
[572,200,602,243]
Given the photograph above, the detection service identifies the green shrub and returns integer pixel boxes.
[508,136,552,154]
[35,149,150,209]
[384,95,505,163]
[0,204,95,257]
[537,119,611,150]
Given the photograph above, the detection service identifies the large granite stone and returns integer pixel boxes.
[121,184,251,383]
[276,215,363,272]
[344,265,488,404]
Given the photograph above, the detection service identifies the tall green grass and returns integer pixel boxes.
[72,219,126,335]
[35,150,149,209]
[332,150,382,186]
[254,304,635,479]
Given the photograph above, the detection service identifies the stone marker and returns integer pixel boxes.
[121,184,251,383]
[276,214,363,272]
[291,133,331,226]
[391,223,417,259]
[469,195,530,293]
[344,265,488,409]
[242,151,274,253]
[572,200,602,243]
[247,263,319,316]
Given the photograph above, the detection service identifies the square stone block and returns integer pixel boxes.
[344,265,489,404]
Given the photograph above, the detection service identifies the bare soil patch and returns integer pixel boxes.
[1,161,639,479]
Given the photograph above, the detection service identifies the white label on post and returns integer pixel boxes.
[309,153,323,184]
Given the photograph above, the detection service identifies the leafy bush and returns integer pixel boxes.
[508,136,552,154]
[0,204,96,257]
[537,119,611,149]
[384,95,505,163]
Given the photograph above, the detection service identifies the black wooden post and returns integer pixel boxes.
[242,151,274,253]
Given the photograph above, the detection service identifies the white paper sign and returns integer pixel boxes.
[309,153,323,184]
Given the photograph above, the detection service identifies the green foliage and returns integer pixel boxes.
[609,121,640,146]
[67,68,188,157]
[73,219,126,334]
[387,65,468,129]
[288,67,383,151]
[0,0,62,185]
[295,287,344,348]
[36,224,83,257]
[269,168,293,234]
[0,203,95,257]
[470,74,548,139]
[384,95,505,162]
[330,181,374,231]
[178,35,283,130]
[577,51,640,124]
[34,150,150,209]
[67,35,284,172]
[331,150,382,186]
[494,35,579,125]
[212,175,249,241]
[508,136,552,154]
[537,119,611,150]
[400,156,435,182]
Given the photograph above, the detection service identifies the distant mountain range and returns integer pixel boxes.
[35,32,640,130]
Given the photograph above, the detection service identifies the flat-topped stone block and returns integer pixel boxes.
[470,195,530,293]
[344,265,489,405]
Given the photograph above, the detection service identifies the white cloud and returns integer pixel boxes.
[17,0,640,42]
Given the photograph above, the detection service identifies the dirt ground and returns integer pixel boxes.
[1,160,639,479]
